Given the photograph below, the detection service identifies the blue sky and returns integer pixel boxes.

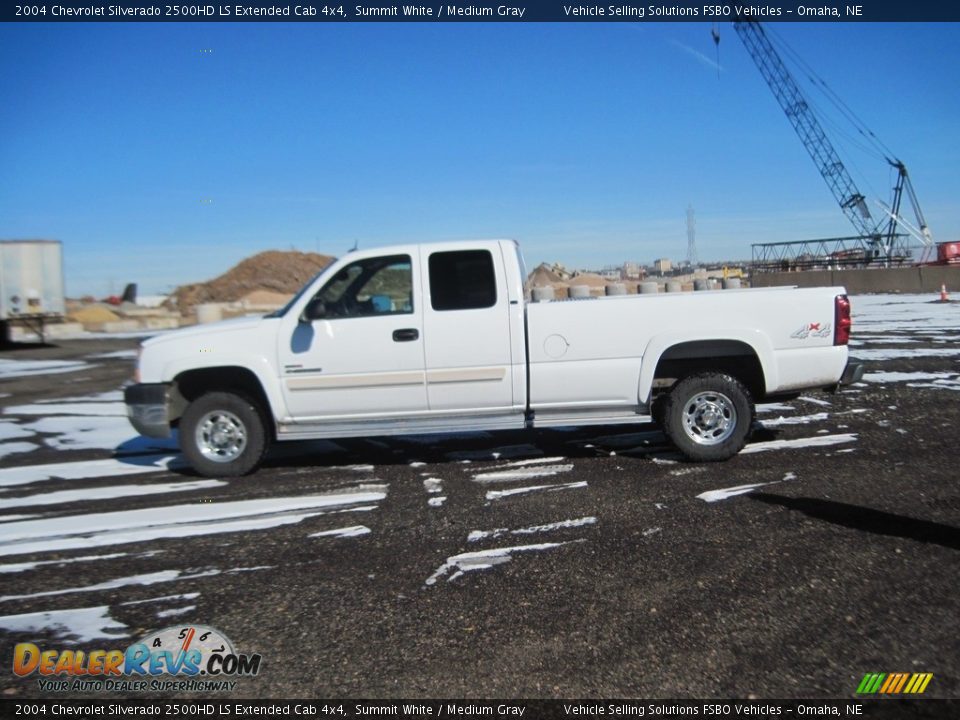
[1,21,958,296]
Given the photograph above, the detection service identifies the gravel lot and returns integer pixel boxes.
[1,294,958,701]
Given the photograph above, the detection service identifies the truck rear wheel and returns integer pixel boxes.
[663,372,753,461]
[179,392,269,477]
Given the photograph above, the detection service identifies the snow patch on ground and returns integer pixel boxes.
[0,421,35,441]
[472,464,574,484]
[0,359,91,379]
[467,516,597,543]
[863,371,957,383]
[2,479,226,509]
[0,455,182,488]
[852,294,960,333]
[0,569,219,603]
[756,403,795,414]
[38,389,125,404]
[24,415,174,452]
[852,347,960,361]
[0,442,37,460]
[485,481,587,501]
[0,606,129,643]
[156,605,196,619]
[87,350,138,360]
[697,472,795,503]
[759,412,829,428]
[425,541,576,585]
[0,553,129,574]
[490,456,567,469]
[0,487,388,556]
[120,593,200,606]
[741,433,857,454]
[308,525,371,539]
[423,478,443,494]
[798,396,832,407]
[7,402,126,417]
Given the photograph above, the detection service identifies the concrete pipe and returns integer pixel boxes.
[531,286,555,302]
[196,304,223,324]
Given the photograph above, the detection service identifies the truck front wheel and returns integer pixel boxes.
[179,392,269,477]
[662,372,753,461]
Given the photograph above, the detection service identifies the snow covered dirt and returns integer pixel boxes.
[0,297,958,699]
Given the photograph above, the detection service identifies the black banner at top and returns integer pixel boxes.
[3,1,960,23]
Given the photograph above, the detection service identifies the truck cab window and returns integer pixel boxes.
[428,250,497,311]
[310,255,412,320]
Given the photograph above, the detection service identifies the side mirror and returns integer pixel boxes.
[299,297,326,323]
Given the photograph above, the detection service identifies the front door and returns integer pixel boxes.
[278,251,428,421]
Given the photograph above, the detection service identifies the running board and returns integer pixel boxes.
[531,409,653,429]
[276,412,525,440]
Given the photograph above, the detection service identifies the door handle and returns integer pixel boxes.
[392,328,419,342]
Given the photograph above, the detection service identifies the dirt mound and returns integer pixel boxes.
[528,263,565,287]
[240,290,295,309]
[568,272,608,288]
[169,250,334,311]
[69,305,120,324]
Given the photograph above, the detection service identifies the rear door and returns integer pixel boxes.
[420,246,515,412]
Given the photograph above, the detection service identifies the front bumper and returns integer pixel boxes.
[839,361,865,385]
[124,383,172,438]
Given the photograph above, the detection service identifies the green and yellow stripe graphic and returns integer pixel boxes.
[856,672,933,694]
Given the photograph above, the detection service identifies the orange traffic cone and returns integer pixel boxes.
[940,283,950,302]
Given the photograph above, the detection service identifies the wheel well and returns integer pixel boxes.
[652,340,765,400]
[171,367,273,433]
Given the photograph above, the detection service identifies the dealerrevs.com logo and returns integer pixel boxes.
[13,625,262,693]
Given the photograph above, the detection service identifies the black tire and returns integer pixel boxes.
[179,391,269,477]
[662,372,754,462]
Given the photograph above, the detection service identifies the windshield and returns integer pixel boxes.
[263,268,329,319]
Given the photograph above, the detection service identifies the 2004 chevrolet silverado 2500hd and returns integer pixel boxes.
[124,240,864,477]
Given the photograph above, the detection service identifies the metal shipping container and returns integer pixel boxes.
[0,239,65,322]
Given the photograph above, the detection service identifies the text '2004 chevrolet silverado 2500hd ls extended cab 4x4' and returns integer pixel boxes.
[124,240,863,477]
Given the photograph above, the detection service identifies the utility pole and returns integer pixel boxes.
[686,204,699,267]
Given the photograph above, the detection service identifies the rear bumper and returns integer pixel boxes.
[124,383,171,438]
[840,361,865,385]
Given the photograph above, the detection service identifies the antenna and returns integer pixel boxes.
[686,204,699,267]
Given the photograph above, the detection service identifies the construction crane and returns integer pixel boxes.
[725,21,933,264]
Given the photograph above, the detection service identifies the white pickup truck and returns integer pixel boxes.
[125,240,862,477]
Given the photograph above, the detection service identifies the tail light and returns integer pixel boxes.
[835,294,851,346]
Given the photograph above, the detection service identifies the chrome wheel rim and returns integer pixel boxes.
[681,391,737,446]
[195,410,247,463]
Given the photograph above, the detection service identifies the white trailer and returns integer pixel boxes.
[0,240,65,343]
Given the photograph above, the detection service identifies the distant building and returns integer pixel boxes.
[654,258,672,274]
[622,261,642,280]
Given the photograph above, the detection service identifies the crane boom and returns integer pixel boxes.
[733,21,876,239]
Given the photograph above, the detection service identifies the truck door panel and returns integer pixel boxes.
[420,247,514,412]
[278,252,428,420]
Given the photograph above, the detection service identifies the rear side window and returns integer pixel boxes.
[428,250,497,311]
